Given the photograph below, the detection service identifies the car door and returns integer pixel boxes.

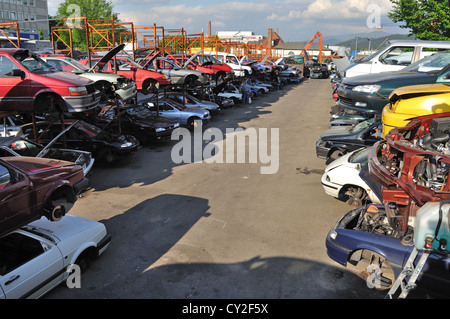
[0,231,64,299]
[0,162,36,236]
[151,102,181,121]
[0,55,31,112]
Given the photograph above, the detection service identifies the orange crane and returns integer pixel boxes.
[299,32,322,62]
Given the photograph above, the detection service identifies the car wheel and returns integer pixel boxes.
[344,186,369,208]
[187,117,201,130]
[184,75,198,88]
[348,249,394,290]
[75,248,96,273]
[328,148,346,163]
[142,79,158,95]
[45,198,74,221]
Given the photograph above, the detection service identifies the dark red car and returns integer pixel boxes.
[0,48,100,113]
[368,112,450,234]
[0,156,88,237]
[79,55,170,94]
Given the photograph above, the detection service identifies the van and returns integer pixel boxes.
[342,40,450,78]
[203,51,252,77]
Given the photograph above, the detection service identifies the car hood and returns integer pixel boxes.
[25,214,105,243]
[359,163,383,202]
[389,83,450,102]
[89,43,125,72]
[2,156,77,174]
[42,71,94,86]
[343,71,436,86]
[184,50,203,68]
[321,126,352,138]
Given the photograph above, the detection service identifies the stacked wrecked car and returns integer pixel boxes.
[320,42,450,298]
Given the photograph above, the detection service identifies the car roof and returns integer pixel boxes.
[388,40,450,48]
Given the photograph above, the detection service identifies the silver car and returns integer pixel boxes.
[140,53,210,87]
[158,92,221,114]
[143,97,210,129]
[40,45,136,103]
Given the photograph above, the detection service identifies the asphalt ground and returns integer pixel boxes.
[45,78,394,302]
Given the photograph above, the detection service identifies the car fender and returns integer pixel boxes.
[64,242,99,268]
[42,179,76,208]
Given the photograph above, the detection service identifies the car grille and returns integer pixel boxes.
[339,96,353,107]
[85,83,96,94]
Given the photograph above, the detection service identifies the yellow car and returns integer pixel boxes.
[382,83,450,138]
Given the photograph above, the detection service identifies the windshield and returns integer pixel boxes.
[356,49,383,63]
[402,52,450,74]
[348,147,370,164]
[125,58,142,69]
[65,58,89,71]
[21,54,59,74]
[351,118,375,133]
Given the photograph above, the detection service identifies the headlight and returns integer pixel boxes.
[174,123,180,128]
[329,230,338,240]
[120,142,133,148]
[155,127,166,132]
[352,85,381,94]
[69,86,88,96]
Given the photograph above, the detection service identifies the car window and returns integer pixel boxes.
[403,52,450,74]
[0,148,13,157]
[56,60,75,73]
[0,56,20,77]
[0,164,10,189]
[0,232,44,276]
[379,46,414,66]
[44,59,63,71]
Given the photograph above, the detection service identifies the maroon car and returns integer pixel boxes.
[368,112,450,233]
[0,156,88,237]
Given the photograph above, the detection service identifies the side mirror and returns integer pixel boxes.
[10,69,25,79]
[130,66,137,71]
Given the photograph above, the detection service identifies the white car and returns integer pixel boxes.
[0,214,111,299]
[321,147,380,207]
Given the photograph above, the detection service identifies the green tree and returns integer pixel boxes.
[54,0,123,51]
[389,0,450,40]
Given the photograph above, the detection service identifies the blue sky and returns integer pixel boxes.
[48,0,408,42]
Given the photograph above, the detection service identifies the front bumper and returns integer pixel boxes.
[316,139,330,159]
[64,91,101,113]
[321,172,341,198]
[337,87,387,114]
[73,177,90,194]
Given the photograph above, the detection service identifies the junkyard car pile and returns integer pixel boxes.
[0,43,303,298]
[318,40,450,298]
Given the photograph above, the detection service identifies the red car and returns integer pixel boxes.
[168,51,233,81]
[368,112,450,234]
[0,156,88,237]
[0,48,100,113]
[79,55,170,94]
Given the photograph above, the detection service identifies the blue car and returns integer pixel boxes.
[325,201,450,298]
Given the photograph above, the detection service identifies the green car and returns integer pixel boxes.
[336,51,450,115]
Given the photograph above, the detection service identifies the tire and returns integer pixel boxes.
[45,198,74,221]
[142,79,158,95]
[349,249,394,290]
[184,75,198,88]
[344,186,369,208]
[328,148,346,163]
[187,117,201,130]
